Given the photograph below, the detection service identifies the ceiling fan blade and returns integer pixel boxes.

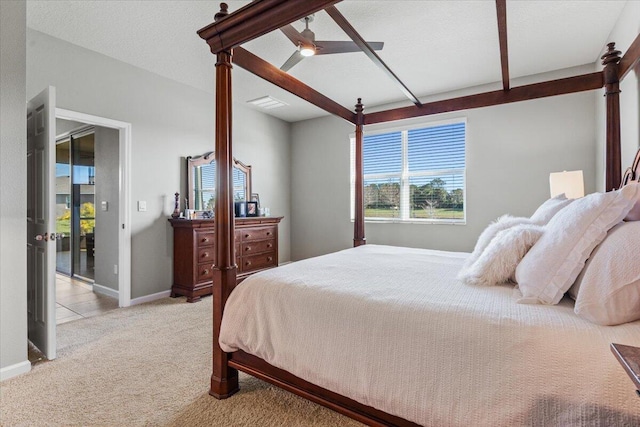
[315,40,384,55]
[280,51,305,72]
[280,24,310,46]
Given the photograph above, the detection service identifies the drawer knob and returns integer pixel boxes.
[245,247,250,251]
[201,252,209,258]
[201,238,208,243]
[266,231,272,236]
[202,269,209,275]
[245,261,251,267]
[267,243,272,248]
[267,257,273,262]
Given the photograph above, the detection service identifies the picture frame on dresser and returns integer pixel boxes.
[246,201,258,217]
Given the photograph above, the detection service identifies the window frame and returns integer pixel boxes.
[351,117,467,225]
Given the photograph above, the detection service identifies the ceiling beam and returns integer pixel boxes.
[618,32,640,81]
[496,0,510,91]
[324,5,422,107]
[364,72,603,125]
[232,47,357,124]
[198,0,342,54]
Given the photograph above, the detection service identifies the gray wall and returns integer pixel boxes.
[291,70,596,260]
[56,118,86,136]
[94,126,120,291]
[0,0,28,374]
[27,29,291,299]
[595,0,640,192]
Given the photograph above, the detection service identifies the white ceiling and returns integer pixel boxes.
[26,0,627,123]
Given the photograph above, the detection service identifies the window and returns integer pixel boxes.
[351,119,466,223]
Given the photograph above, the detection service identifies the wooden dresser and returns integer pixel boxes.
[169,217,283,302]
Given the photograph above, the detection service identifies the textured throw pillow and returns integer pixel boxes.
[461,215,531,270]
[570,221,640,325]
[515,182,640,305]
[459,223,544,287]
[529,193,573,225]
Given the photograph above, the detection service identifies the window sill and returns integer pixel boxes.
[351,219,466,225]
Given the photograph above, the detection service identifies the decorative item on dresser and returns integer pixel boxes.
[168,216,282,302]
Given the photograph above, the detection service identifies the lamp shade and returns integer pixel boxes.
[549,170,584,199]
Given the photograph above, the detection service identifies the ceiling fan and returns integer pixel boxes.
[280,15,384,72]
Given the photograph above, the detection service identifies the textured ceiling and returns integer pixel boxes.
[26,0,627,123]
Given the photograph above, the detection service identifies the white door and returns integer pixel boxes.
[27,86,57,360]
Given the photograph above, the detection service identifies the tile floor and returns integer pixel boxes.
[56,273,119,324]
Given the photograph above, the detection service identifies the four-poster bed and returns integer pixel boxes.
[196,1,640,425]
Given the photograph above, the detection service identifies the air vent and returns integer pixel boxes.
[247,96,288,110]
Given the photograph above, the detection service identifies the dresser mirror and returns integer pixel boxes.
[187,151,252,210]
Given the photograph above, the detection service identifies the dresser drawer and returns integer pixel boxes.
[239,226,276,242]
[241,252,277,273]
[195,231,215,247]
[197,247,215,263]
[241,239,275,256]
[196,263,214,282]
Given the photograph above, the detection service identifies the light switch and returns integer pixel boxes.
[101,201,108,211]
[138,201,147,212]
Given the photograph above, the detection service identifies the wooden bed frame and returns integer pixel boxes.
[196,1,640,425]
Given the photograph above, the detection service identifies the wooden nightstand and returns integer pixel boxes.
[611,343,640,397]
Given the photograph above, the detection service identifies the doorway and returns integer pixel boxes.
[56,108,132,309]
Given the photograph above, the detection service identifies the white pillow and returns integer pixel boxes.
[625,181,640,221]
[459,224,544,287]
[462,215,531,270]
[515,182,640,305]
[529,193,573,225]
[571,221,640,325]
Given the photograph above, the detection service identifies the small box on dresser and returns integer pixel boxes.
[169,216,283,302]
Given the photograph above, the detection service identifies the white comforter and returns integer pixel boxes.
[220,245,640,426]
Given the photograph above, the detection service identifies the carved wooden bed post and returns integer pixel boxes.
[353,98,366,247]
[602,42,622,191]
[210,3,239,399]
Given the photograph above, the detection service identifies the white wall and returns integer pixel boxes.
[0,0,29,379]
[595,0,639,192]
[27,29,291,299]
[291,70,597,260]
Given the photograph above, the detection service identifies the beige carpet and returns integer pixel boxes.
[0,297,362,426]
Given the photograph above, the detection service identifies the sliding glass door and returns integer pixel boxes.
[55,129,95,281]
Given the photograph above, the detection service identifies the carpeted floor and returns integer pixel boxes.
[0,297,362,426]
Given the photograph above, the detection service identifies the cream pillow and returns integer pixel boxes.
[515,182,640,305]
[625,181,640,221]
[571,221,640,325]
[459,224,544,287]
[529,193,573,225]
[461,215,531,270]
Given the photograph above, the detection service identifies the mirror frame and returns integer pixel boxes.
[187,151,252,210]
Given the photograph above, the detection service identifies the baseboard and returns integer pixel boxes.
[0,360,31,381]
[278,261,292,266]
[92,283,119,299]
[130,290,171,306]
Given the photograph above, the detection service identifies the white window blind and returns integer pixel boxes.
[351,119,466,223]
[194,164,247,211]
